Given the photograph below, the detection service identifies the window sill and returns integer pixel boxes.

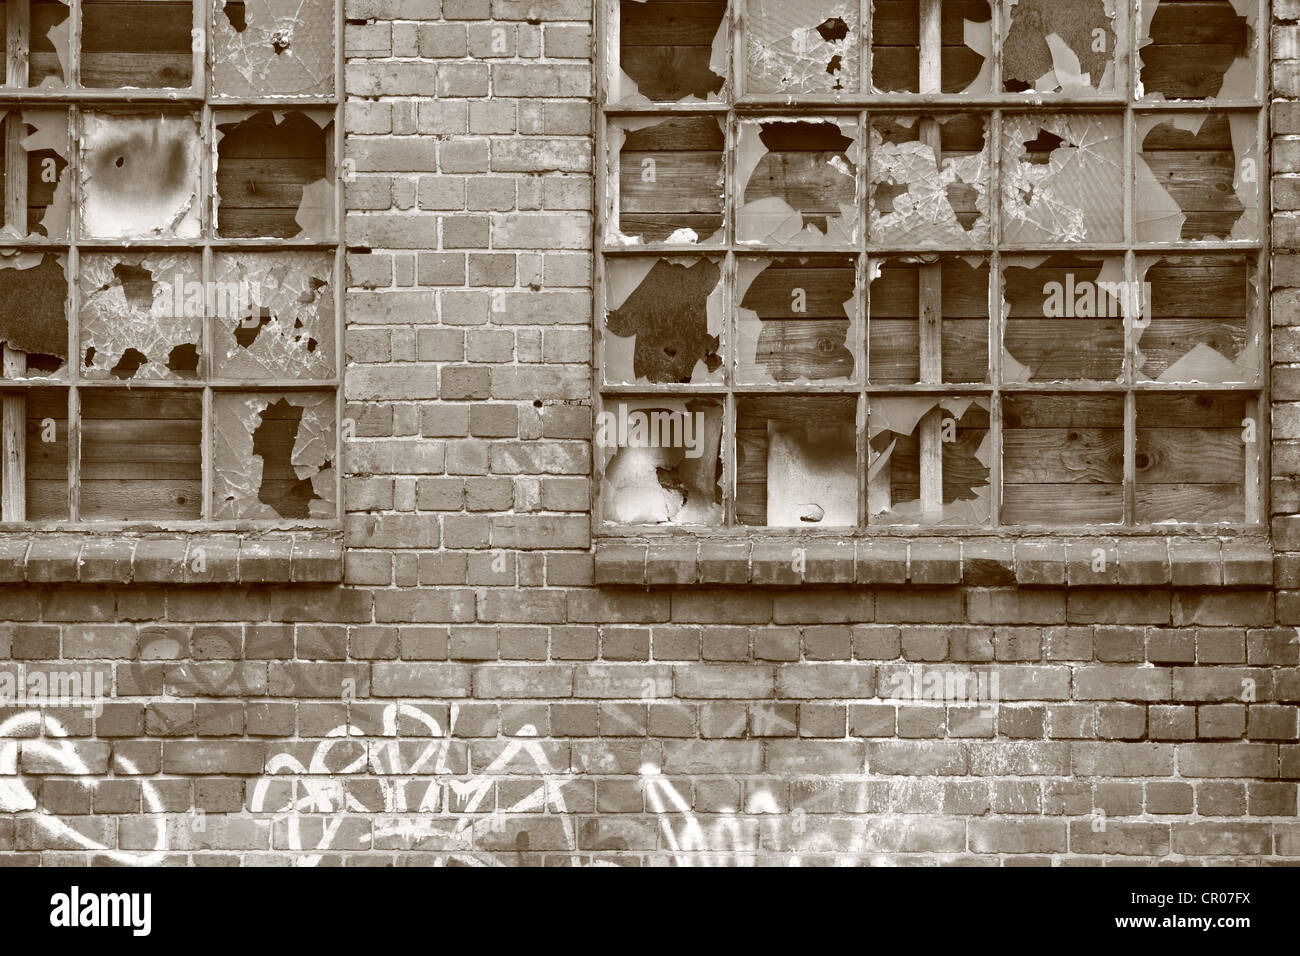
[0,532,343,585]
[594,536,1273,589]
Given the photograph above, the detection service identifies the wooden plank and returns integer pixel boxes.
[1001,484,1124,525]
[3,0,28,523]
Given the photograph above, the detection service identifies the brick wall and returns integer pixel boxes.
[0,0,1296,865]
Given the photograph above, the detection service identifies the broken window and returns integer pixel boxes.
[78,253,203,380]
[212,0,335,97]
[870,114,989,246]
[1138,0,1257,101]
[215,109,335,239]
[0,3,341,525]
[1002,0,1125,95]
[1136,112,1259,242]
[735,118,859,246]
[600,398,723,526]
[598,2,1266,530]
[603,256,724,385]
[612,0,726,103]
[80,112,202,239]
[736,256,857,384]
[1001,255,1126,382]
[607,115,725,245]
[212,391,336,520]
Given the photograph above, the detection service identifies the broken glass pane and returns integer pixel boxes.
[1136,112,1258,242]
[0,109,69,240]
[215,109,335,239]
[1001,254,1125,382]
[1002,0,1124,95]
[736,118,859,246]
[868,396,990,525]
[614,0,726,104]
[1137,0,1256,100]
[1001,394,1123,524]
[1001,114,1124,244]
[212,0,335,97]
[736,256,856,385]
[599,397,723,526]
[213,390,336,520]
[0,251,68,376]
[607,115,724,245]
[79,112,202,240]
[869,256,990,384]
[78,253,203,381]
[1135,393,1249,523]
[744,0,860,94]
[1134,255,1257,383]
[212,252,335,380]
[81,0,194,88]
[25,387,68,520]
[737,395,858,527]
[869,114,989,247]
[27,0,71,87]
[79,389,202,520]
[603,256,723,385]
[871,0,993,94]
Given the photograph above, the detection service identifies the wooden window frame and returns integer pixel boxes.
[0,0,344,530]
[594,0,1270,537]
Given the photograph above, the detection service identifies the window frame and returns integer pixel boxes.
[0,0,345,532]
[593,0,1271,539]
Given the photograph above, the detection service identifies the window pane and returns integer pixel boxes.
[608,114,725,245]
[743,0,861,94]
[1136,393,1250,523]
[869,256,990,384]
[737,255,857,384]
[1137,0,1257,100]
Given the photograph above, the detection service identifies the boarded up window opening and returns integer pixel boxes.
[613,0,727,103]
[596,0,1265,530]
[0,0,341,525]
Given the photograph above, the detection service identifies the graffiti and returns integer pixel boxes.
[249,702,581,867]
[0,712,168,866]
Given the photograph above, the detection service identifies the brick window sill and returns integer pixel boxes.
[594,536,1273,589]
[0,532,343,585]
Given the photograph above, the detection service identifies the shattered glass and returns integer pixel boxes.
[212,0,335,97]
[1136,112,1258,242]
[599,398,723,526]
[607,115,724,246]
[613,0,726,104]
[215,109,335,239]
[603,256,723,385]
[81,0,194,88]
[79,112,202,240]
[868,257,991,384]
[736,256,856,385]
[869,114,989,247]
[1001,114,1124,244]
[1003,0,1123,95]
[26,0,71,87]
[213,390,336,520]
[744,0,860,94]
[735,118,859,246]
[0,251,67,375]
[870,0,993,94]
[1002,394,1124,524]
[78,253,203,380]
[1001,255,1126,382]
[1133,255,1257,384]
[0,109,69,239]
[737,395,859,528]
[868,396,990,525]
[1137,0,1256,100]
[212,252,335,380]
[1136,393,1247,523]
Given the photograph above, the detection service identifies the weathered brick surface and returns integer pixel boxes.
[0,1,1295,867]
